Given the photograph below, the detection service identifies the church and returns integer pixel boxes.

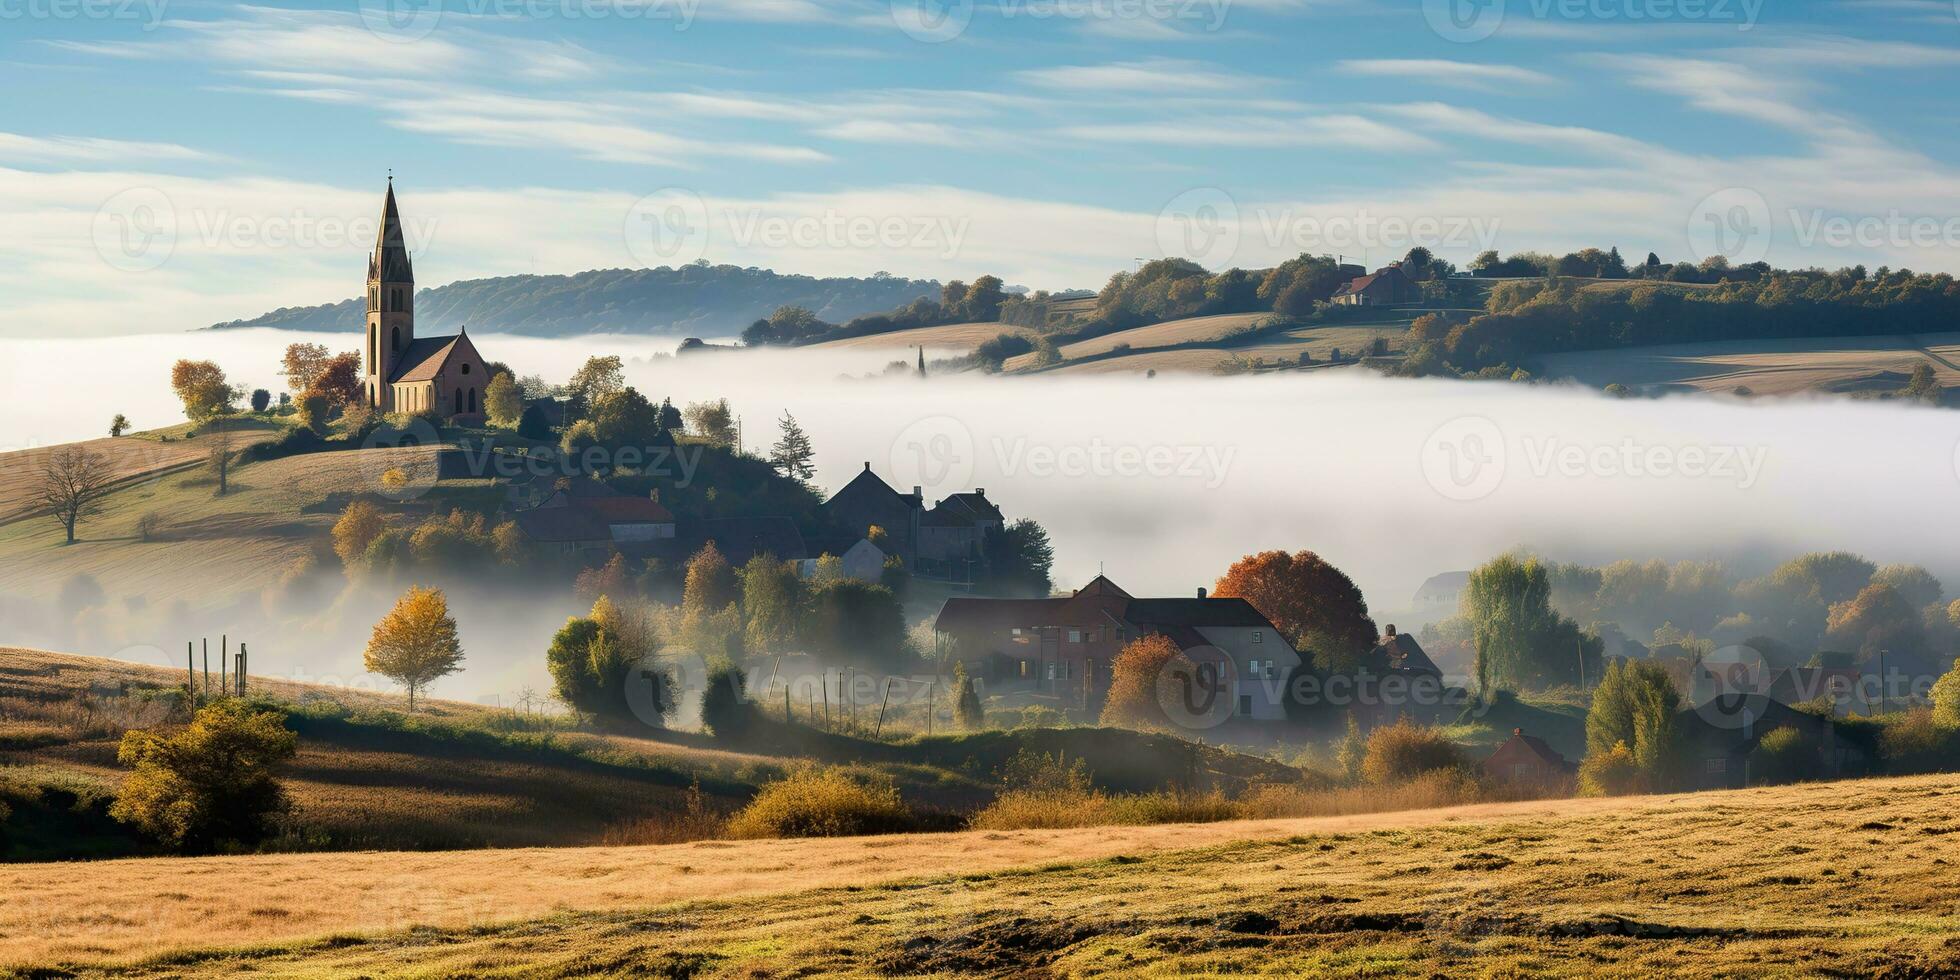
[362,179,492,419]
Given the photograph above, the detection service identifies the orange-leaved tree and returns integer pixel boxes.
[364,585,464,711]
[1214,550,1378,667]
[1099,634,1181,732]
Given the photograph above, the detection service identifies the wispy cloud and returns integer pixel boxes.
[1062,114,1438,152]
[1016,58,1259,93]
[0,133,215,165]
[1335,58,1555,88]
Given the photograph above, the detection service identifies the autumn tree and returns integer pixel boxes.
[700,659,754,739]
[768,411,815,485]
[364,585,464,710]
[37,445,114,544]
[281,342,332,393]
[109,700,297,853]
[589,387,663,446]
[484,371,524,427]
[1213,550,1377,668]
[683,541,740,617]
[1098,634,1181,732]
[170,359,233,423]
[803,579,909,671]
[1826,583,1925,658]
[546,597,673,728]
[306,352,364,408]
[566,355,625,411]
[331,500,385,568]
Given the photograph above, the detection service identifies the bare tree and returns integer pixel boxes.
[206,425,236,496]
[37,446,114,545]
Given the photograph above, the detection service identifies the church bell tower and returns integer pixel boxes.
[364,177,415,411]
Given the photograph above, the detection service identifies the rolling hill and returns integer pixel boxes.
[208,266,940,338]
[9,769,1958,974]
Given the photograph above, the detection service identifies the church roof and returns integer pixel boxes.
[388,330,476,384]
[369,180,414,284]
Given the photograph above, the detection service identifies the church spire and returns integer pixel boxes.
[371,177,413,284]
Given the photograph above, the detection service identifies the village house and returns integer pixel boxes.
[1330,263,1419,307]
[1674,693,1861,790]
[360,179,497,420]
[932,576,1301,723]
[820,463,1004,583]
[511,478,675,557]
[1482,728,1576,790]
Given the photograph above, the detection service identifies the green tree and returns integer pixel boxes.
[982,519,1054,597]
[684,398,737,446]
[250,388,272,413]
[109,701,298,853]
[170,359,233,423]
[1584,658,1681,789]
[767,411,816,484]
[1903,360,1943,404]
[565,355,625,411]
[961,274,1007,321]
[484,371,524,427]
[1465,554,1602,694]
[803,579,909,671]
[516,402,551,440]
[740,554,804,654]
[109,414,130,437]
[589,386,662,446]
[1577,740,1642,796]
[1929,658,1960,727]
[700,659,754,739]
[952,661,984,730]
[1750,726,1812,785]
[683,542,741,618]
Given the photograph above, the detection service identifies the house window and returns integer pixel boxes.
[1238,694,1252,716]
[1705,758,1727,774]
[1045,662,1056,680]
[1068,629,1082,644]
[1249,659,1262,678]
[1011,628,1023,637]
[1252,631,1263,643]
[1512,764,1532,781]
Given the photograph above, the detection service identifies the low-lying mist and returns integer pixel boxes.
[5,328,1959,704]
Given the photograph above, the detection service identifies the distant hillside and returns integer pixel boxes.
[208,265,940,337]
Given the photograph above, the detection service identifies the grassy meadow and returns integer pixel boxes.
[7,773,1959,975]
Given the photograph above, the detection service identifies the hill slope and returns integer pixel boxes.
[209,266,939,338]
[10,772,1959,973]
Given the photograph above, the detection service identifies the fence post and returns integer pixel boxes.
[874,678,893,738]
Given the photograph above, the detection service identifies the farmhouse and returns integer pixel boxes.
[1675,693,1862,790]
[821,463,1005,583]
[1482,728,1575,789]
[1330,263,1418,307]
[933,575,1301,722]
[360,179,497,419]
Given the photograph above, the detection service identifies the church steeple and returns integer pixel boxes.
[364,177,415,411]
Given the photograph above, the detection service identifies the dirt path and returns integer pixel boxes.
[4,791,1729,968]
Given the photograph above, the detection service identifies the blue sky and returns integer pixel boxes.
[5,0,1960,334]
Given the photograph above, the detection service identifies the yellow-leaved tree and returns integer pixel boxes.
[364,585,464,711]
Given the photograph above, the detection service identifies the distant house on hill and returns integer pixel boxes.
[1330,264,1419,307]
[799,537,887,583]
[512,478,676,556]
[1412,571,1468,616]
[932,575,1300,723]
[1482,728,1575,789]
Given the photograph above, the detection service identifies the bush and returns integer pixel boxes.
[133,511,164,542]
[1751,726,1812,785]
[1578,741,1643,797]
[700,659,754,740]
[952,663,983,730]
[108,701,298,853]
[725,766,914,839]
[1359,719,1467,785]
[1879,709,1960,774]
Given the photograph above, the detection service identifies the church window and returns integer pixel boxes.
[461,363,469,375]
[454,388,462,414]
[391,327,400,352]
[469,387,477,413]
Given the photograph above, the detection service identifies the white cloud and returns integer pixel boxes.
[1063,115,1437,152]
[1335,59,1555,88]
[0,133,214,166]
[814,120,984,146]
[1015,58,1259,93]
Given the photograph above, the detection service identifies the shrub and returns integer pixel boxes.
[1751,726,1812,785]
[108,701,298,853]
[1359,719,1467,785]
[1931,658,1960,728]
[133,511,164,542]
[952,662,983,731]
[700,659,754,740]
[725,767,914,839]
[1879,709,1960,774]
[1578,741,1644,797]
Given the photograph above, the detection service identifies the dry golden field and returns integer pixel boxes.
[1039,321,1417,376]
[1000,313,1271,371]
[1537,332,1960,396]
[7,774,1959,976]
[805,322,1030,353]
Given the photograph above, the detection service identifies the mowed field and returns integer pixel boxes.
[1040,317,1423,376]
[9,773,1960,975]
[0,425,279,526]
[0,443,448,607]
[1538,332,1960,396]
[805,322,1028,353]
